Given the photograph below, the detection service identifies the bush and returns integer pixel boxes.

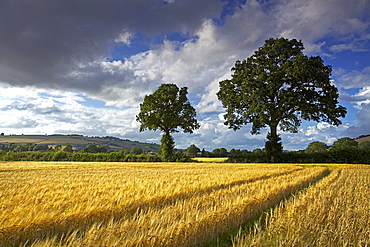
[226,152,268,163]
[107,152,125,161]
[328,148,370,164]
[52,151,70,161]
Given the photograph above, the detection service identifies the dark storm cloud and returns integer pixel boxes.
[0,0,223,91]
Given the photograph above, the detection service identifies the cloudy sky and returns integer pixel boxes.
[0,0,369,151]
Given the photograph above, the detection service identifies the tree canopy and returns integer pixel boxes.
[136,83,200,160]
[83,144,107,153]
[332,137,358,149]
[359,141,370,149]
[305,141,328,153]
[186,144,200,157]
[63,144,74,153]
[217,37,347,162]
[130,147,143,154]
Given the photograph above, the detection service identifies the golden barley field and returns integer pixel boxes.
[0,161,368,247]
[233,165,370,247]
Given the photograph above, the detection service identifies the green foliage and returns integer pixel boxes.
[83,144,107,153]
[227,149,370,164]
[158,134,175,160]
[305,141,328,153]
[0,151,163,162]
[219,148,228,157]
[63,144,74,153]
[32,144,49,151]
[130,147,143,154]
[136,83,200,161]
[52,151,69,161]
[172,151,193,162]
[186,144,200,157]
[331,137,358,149]
[212,148,220,156]
[359,141,370,149]
[217,37,346,163]
[227,152,268,163]
[252,148,264,154]
[54,144,62,151]
[136,83,200,134]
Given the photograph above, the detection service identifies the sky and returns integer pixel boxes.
[0,0,370,151]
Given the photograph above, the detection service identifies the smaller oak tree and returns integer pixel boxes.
[136,83,200,160]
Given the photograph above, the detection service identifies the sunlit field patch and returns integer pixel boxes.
[0,162,364,246]
[192,157,228,163]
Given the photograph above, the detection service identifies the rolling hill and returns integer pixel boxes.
[0,134,160,152]
[355,134,370,143]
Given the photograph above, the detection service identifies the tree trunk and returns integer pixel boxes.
[270,124,278,163]
[159,131,175,161]
[265,124,282,163]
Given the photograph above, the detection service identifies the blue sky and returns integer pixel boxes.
[0,0,369,151]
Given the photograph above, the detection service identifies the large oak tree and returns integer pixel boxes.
[217,38,347,162]
[136,83,200,160]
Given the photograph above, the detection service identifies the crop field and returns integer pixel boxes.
[0,162,368,246]
[232,165,370,246]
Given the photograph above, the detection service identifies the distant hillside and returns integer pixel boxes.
[355,134,370,143]
[0,134,160,152]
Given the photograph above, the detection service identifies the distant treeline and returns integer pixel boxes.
[357,134,370,139]
[0,143,146,154]
[0,143,51,152]
[0,151,166,162]
[0,143,191,162]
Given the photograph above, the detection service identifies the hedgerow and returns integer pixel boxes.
[0,151,164,162]
[227,148,370,164]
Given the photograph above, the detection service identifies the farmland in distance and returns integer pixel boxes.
[0,162,368,246]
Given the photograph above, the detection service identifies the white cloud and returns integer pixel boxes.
[335,67,370,89]
[280,121,350,150]
[172,118,266,151]
[196,73,229,114]
[274,0,369,40]
[0,84,142,138]
[119,20,238,95]
[115,31,133,46]
[0,84,41,101]
[351,86,370,107]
